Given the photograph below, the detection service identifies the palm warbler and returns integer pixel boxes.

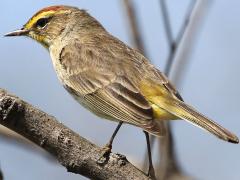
[5,5,239,178]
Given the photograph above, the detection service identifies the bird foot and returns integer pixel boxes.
[96,143,112,165]
[147,166,156,180]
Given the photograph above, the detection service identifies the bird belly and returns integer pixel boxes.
[50,48,119,122]
[68,92,120,122]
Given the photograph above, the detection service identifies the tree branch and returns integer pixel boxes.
[153,1,198,179]
[122,1,163,174]
[0,126,54,161]
[161,0,197,75]
[0,88,149,180]
[0,168,3,180]
[155,1,212,179]
[171,0,213,86]
[122,0,148,57]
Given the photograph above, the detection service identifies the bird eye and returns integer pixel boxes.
[35,17,50,28]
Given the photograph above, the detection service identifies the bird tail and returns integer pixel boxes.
[148,95,239,143]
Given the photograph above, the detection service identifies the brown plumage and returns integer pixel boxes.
[5,5,239,178]
[5,5,238,142]
[57,33,165,135]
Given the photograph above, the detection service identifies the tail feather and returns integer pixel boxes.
[148,95,239,144]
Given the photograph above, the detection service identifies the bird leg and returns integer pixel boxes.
[97,121,123,164]
[144,131,156,179]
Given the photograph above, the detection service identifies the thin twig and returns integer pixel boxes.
[122,0,183,176]
[157,1,197,179]
[162,0,197,76]
[159,0,174,50]
[122,0,164,174]
[0,88,150,180]
[155,1,210,179]
[0,126,38,149]
[175,1,197,51]
[0,168,3,180]
[143,0,198,179]
[171,0,213,86]
[0,126,57,162]
[123,0,148,56]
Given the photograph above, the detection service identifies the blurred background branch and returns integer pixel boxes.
[122,0,181,178]
[156,1,198,179]
[123,0,148,56]
[0,168,3,180]
[1,1,237,179]
[0,126,36,148]
[0,123,56,162]
[122,0,163,174]
[122,0,212,179]
[0,0,207,178]
[171,0,213,86]
[161,0,196,75]
[156,1,213,179]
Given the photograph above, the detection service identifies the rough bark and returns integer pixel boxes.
[0,88,149,180]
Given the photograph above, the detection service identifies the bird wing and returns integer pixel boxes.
[58,41,166,136]
[140,63,239,143]
[57,34,238,143]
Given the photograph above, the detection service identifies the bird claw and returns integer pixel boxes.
[147,165,156,180]
[96,143,112,165]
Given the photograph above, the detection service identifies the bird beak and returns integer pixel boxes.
[4,28,29,37]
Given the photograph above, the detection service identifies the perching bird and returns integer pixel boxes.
[5,5,239,178]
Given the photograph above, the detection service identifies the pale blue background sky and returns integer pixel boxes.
[0,0,240,180]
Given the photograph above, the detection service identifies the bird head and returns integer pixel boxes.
[5,5,104,48]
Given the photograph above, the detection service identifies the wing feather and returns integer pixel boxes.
[59,40,166,136]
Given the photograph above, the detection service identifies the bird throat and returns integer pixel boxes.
[28,31,49,48]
